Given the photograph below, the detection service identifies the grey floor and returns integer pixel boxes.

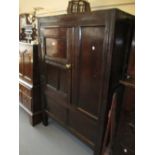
[19,107,94,155]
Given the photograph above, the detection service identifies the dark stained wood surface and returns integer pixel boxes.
[101,31,135,155]
[19,44,33,84]
[75,26,105,118]
[127,32,135,79]
[112,32,135,155]
[38,9,134,155]
[19,42,42,126]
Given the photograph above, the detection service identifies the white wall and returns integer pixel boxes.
[19,0,135,16]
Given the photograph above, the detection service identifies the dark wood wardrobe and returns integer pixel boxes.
[38,9,134,155]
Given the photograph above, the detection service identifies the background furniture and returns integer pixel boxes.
[38,9,134,155]
[19,42,41,126]
[19,13,38,43]
[101,32,135,155]
[115,32,135,155]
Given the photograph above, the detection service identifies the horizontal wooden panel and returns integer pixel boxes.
[45,84,68,105]
[19,43,33,84]
[68,110,97,144]
[46,97,67,124]
[41,27,67,38]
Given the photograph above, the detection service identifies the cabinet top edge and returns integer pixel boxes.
[37,8,134,22]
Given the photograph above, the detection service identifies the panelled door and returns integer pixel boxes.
[73,26,105,119]
[70,26,106,145]
[40,27,73,122]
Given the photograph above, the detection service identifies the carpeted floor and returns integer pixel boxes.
[19,107,93,155]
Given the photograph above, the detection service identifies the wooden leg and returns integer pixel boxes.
[42,112,48,126]
[29,112,42,126]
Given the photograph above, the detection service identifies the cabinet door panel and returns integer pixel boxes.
[23,50,33,82]
[46,64,59,89]
[41,27,73,107]
[41,27,70,64]
[75,26,105,118]
[19,44,33,83]
[46,63,69,95]
[46,38,67,59]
